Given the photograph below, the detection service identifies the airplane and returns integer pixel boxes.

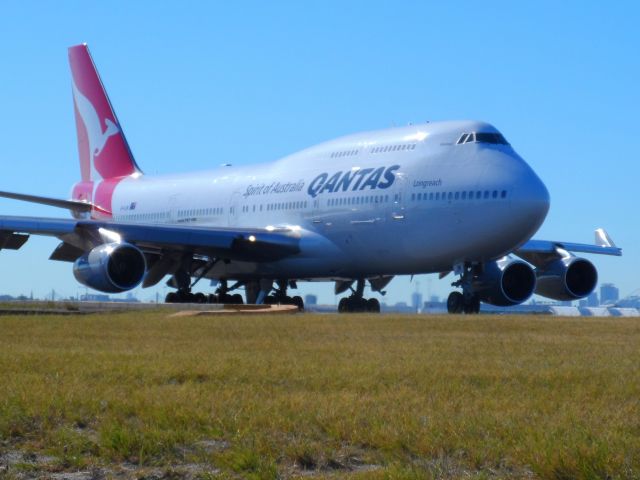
[0,44,622,313]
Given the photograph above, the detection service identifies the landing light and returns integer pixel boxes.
[248,235,256,242]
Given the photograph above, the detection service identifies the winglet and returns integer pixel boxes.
[595,228,616,248]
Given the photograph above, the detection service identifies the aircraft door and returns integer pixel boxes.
[228,191,242,226]
[389,170,408,221]
[168,194,180,223]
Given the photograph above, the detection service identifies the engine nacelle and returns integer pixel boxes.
[73,243,147,293]
[472,258,536,306]
[534,257,597,301]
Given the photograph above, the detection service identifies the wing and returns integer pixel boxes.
[515,228,621,266]
[0,215,301,287]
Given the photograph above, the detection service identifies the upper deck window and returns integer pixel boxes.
[457,132,509,145]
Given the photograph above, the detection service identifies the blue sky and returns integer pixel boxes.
[0,1,637,304]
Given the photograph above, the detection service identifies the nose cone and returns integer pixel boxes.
[511,161,550,239]
[519,169,549,223]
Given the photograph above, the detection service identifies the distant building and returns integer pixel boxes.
[381,301,415,313]
[80,294,110,302]
[305,294,318,306]
[600,283,619,305]
[587,292,599,307]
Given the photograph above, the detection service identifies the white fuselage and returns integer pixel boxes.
[107,120,550,281]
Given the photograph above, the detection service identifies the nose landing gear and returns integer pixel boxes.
[447,264,481,314]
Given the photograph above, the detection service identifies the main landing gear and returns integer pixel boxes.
[165,276,244,304]
[338,279,381,313]
[262,280,304,310]
[446,264,481,314]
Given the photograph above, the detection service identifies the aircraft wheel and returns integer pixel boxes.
[338,297,349,313]
[292,295,304,310]
[194,292,206,304]
[165,292,179,303]
[207,294,218,304]
[367,298,381,313]
[175,290,193,303]
[232,293,244,304]
[464,296,481,314]
[447,292,464,314]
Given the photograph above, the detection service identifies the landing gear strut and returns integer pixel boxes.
[338,279,381,313]
[165,269,207,303]
[209,279,244,304]
[447,264,481,314]
[263,280,304,310]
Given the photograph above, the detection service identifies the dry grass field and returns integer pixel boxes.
[0,311,638,479]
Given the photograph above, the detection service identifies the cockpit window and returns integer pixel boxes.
[475,132,509,145]
[457,132,509,145]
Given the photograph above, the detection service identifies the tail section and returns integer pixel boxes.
[69,44,142,217]
[69,43,141,181]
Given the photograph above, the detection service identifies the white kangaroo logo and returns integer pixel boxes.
[72,79,119,180]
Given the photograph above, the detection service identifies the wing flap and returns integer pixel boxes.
[0,232,29,250]
[49,242,85,262]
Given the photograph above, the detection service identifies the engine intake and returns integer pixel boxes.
[535,257,597,301]
[73,243,146,293]
[472,258,536,306]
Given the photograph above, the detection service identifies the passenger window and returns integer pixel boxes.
[501,190,507,198]
[461,191,466,200]
[455,192,459,200]
[484,191,489,199]
[492,190,498,199]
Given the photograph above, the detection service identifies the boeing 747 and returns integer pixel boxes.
[0,44,622,313]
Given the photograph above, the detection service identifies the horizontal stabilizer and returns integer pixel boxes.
[0,190,109,215]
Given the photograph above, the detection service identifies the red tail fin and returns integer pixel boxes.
[68,44,141,182]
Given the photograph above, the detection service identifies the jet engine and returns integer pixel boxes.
[534,257,597,301]
[472,258,536,306]
[73,243,147,293]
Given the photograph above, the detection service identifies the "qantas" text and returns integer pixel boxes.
[307,165,401,198]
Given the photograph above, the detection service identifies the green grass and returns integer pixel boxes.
[0,312,638,479]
